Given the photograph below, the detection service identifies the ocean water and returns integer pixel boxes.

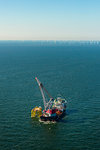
[0,41,100,150]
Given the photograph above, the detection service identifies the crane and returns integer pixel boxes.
[35,77,53,110]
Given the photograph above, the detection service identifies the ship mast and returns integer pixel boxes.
[35,77,53,110]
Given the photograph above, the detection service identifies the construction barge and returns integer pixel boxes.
[31,77,67,122]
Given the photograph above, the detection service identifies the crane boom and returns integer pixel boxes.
[35,77,54,110]
[35,77,47,110]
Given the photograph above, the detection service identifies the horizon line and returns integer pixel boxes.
[0,39,100,41]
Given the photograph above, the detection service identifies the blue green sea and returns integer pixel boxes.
[0,41,100,150]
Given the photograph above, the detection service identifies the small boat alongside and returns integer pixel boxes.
[31,77,67,122]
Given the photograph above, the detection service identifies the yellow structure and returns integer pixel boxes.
[31,106,42,118]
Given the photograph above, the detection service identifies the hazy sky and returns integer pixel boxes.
[0,0,100,40]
